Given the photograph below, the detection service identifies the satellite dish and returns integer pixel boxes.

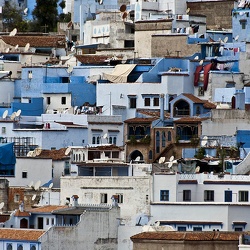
[23,8,28,15]
[168,161,173,168]
[49,183,53,189]
[67,65,73,74]
[34,180,41,190]
[71,46,75,52]
[27,151,34,157]
[135,156,140,162]
[234,35,239,41]
[2,110,8,119]
[28,181,34,187]
[16,109,21,117]
[120,4,127,12]
[194,56,199,60]
[5,48,9,53]
[31,194,36,201]
[199,60,204,65]
[24,43,30,52]
[65,147,71,156]
[103,133,108,139]
[98,0,103,4]
[201,136,208,147]
[159,157,165,164]
[195,166,200,173]
[169,155,174,162]
[224,36,228,43]
[186,8,190,14]
[9,28,17,36]
[15,44,19,51]
[121,55,127,64]
[0,202,4,209]
[10,112,16,120]
[35,147,42,156]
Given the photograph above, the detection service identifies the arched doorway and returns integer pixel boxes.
[129,150,143,162]
[232,96,236,109]
[173,99,190,116]
[20,218,28,228]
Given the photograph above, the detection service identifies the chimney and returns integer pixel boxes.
[160,94,165,121]
[72,195,79,206]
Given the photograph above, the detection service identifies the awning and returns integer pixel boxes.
[103,64,136,83]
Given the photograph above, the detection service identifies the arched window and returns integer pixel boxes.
[73,154,76,161]
[196,106,201,115]
[97,136,100,144]
[92,136,96,144]
[149,150,153,160]
[82,153,85,161]
[79,154,81,161]
[162,132,166,147]
[7,244,12,250]
[30,246,36,250]
[113,137,117,145]
[168,131,172,141]
[109,137,112,144]
[17,245,23,250]
[76,154,78,161]
[156,131,160,153]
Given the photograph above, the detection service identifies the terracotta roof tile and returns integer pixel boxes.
[182,93,216,109]
[75,55,110,64]
[0,35,65,48]
[29,205,68,213]
[131,231,243,241]
[174,117,208,123]
[137,109,171,119]
[0,228,45,241]
[124,117,158,123]
[14,210,30,217]
[35,148,69,160]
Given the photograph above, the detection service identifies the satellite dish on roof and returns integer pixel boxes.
[159,157,165,164]
[34,180,41,190]
[195,166,200,173]
[199,60,204,65]
[103,133,108,139]
[35,147,42,156]
[71,46,75,52]
[28,181,34,187]
[201,136,208,147]
[194,56,199,60]
[98,0,103,4]
[224,36,228,43]
[24,43,30,52]
[23,8,28,15]
[65,147,71,156]
[27,151,34,157]
[5,48,9,53]
[0,202,4,209]
[15,44,19,51]
[49,183,53,189]
[31,194,36,201]
[67,65,73,74]
[234,35,239,41]
[2,110,8,119]
[168,161,173,169]
[121,55,127,64]
[135,156,140,162]
[16,109,21,117]
[10,112,16,120]
[186,8,190,14]
[169,155,174,162]
[9,28,17,36]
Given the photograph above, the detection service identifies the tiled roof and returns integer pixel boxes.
[0,228,45,241]
[55,122,87,128]
[182,93,216,109]
[0,35,65,48]
[29,205,68,213]
[137,109,171,119]
[14,210,30,217]
[174,117,208,123]
[75,55,110,64]
[35,148,69,160]
[131,231,243,241]
[124,117,158,123]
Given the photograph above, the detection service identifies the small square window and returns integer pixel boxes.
[100,193,107,203]
[144,98,150,106]
[14,194,20,202]
[22,171,27,178]
[235,227,243,231]
[239,191,248,202]
[61,97,66,105]
[160,190,169,201]
[47,97,51,105]
[129,97,137,108]
[204,190,214,201]
[183,190,191,201]
[51,218,54,225]
[178,226,186,231]
[116,194,123,203]
[2,127,6,134]
[193,227,202,231]
[153,97,159,106]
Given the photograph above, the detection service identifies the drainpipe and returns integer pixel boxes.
[160,94,165,122]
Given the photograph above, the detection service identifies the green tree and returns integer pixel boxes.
[32,0,59,32]
[3,2,28,32]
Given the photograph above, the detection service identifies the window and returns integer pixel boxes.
[61,97,66,105]
[17,244,23,250]
[115,194,123,203]
[47,97,51,105]
[7,243,12,250]
[144,97,150,106]
[162,132,166,147]
[239,191,248,202]
[129,97,137,108]
[178,226,186,231]
[51,218,54,225]
[46,218,49,225]
[198,86,204,96]
[64,161,70,175]
[225,190,232,202]
[183,190,191,201]
[240,20,247,29]
[156,131,160,153]
[30,245,36,250]
[22,171,27,178]
[92,136,96,144]
[14,194,20,202]
[149,150,152,160]
[2,127,6,134]
[160,190,169,201]
[153,97,159,106]
[235,227,243,231]
[100,193,108,203]
[193,227,202,231]
[204,190,214,201]
[167,131,172,141]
